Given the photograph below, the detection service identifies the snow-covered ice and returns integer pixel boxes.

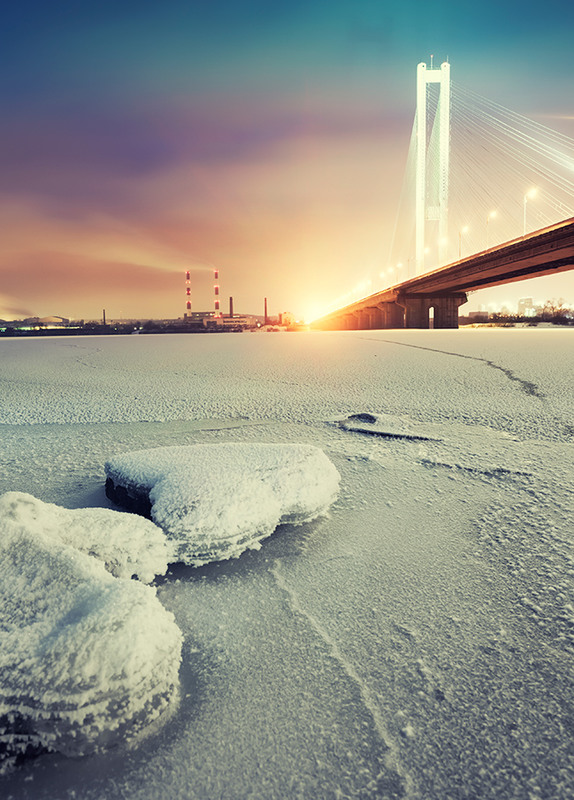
[0,328,573,800]
[105,443,340,565]
[0,492,181,772]
[337,411,437,441]
[0,491,171,583]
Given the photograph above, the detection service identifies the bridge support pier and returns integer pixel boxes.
[433,294,468,328]
[401,297,432,328]
[343,304,406,330]
[362,307,381,329]
[355,310,372,329]
[311,294,466,331]
[398,293,467,329]
[343,313,358,330]
[335,303,406,330]
[378,302,405,329]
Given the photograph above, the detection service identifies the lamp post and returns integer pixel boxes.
[380,267,395,287]
[523,188,537,236]
[458,226,469,259]
[486,210,497,248]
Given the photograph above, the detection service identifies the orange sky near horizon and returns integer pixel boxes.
[2,1,574,323]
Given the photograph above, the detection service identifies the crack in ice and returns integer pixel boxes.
[271,559,414,799]
[359,337,545,399]
[419,458,533,480]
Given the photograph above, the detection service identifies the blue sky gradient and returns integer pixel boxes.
[1,0,573,319]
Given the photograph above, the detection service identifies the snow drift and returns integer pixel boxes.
[105,443,340,566]
[0,492,182,771]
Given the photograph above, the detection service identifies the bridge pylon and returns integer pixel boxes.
[416,60,450,275]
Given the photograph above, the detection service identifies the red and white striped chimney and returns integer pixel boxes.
[214,269,220,317]
[185,270,191,316]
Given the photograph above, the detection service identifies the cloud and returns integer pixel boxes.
[0,295,33,320]
[0,252,190,320]
[0,95,410,320]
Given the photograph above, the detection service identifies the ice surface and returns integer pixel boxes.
[0,330,571,442]
[105,443,340,565]
[0,493,182,772]
[0,330,573,799]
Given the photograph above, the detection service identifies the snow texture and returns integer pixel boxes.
[0,329,573,800]
[105,443,340,565]
[0,492,171,583]
[0,492,182,771]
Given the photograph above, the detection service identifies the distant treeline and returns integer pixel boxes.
[0,320,227,337]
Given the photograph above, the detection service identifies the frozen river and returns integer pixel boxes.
[1,328,573,799]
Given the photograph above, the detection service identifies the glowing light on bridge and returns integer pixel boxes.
[486,210,497,248]
[458,225,469,258]
[523,188,538,235]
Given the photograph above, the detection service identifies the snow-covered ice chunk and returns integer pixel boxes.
[338,412,438,442]
[105,443,340,566]
[0,493,182,771]
[0,491,172,583]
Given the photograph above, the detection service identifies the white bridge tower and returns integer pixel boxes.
[416,59,450,273]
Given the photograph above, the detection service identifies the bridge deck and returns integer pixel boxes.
[402,216,574,295]
[313,217,574,329]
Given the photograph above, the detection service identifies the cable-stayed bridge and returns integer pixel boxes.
[312,60,574,330]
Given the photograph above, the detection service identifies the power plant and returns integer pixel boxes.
[182,269,260,330]
[180,270,293,331]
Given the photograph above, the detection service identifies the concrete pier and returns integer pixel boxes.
[310,217,574,332]
[312,295,466,331]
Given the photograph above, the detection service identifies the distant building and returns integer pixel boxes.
[184,311,211,323]
[39,316,69,326]
[517,298,534,317]
[204,314,258,330]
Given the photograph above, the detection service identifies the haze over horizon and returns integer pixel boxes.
[2,0,574,322]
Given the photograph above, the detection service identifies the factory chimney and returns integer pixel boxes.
[264,297,268,325]
[185,270,191,318]
[229,297,234,318]
[214,269,220,316]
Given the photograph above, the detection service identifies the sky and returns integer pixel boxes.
[1,0,574,322]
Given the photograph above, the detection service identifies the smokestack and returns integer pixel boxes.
[103,309,106,326]
[185,270,191,318]
[214,269,220,316]
[229,296,234,318]
[264,297,268,325]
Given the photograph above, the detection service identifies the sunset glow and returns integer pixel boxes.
[1,1,574,321]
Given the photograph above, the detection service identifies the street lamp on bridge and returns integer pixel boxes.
[523,187,538,235]
[458,225,469,259]
[486,210,497,248]
[385,263,403,285]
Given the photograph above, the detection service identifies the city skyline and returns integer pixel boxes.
[2,0,574,322]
